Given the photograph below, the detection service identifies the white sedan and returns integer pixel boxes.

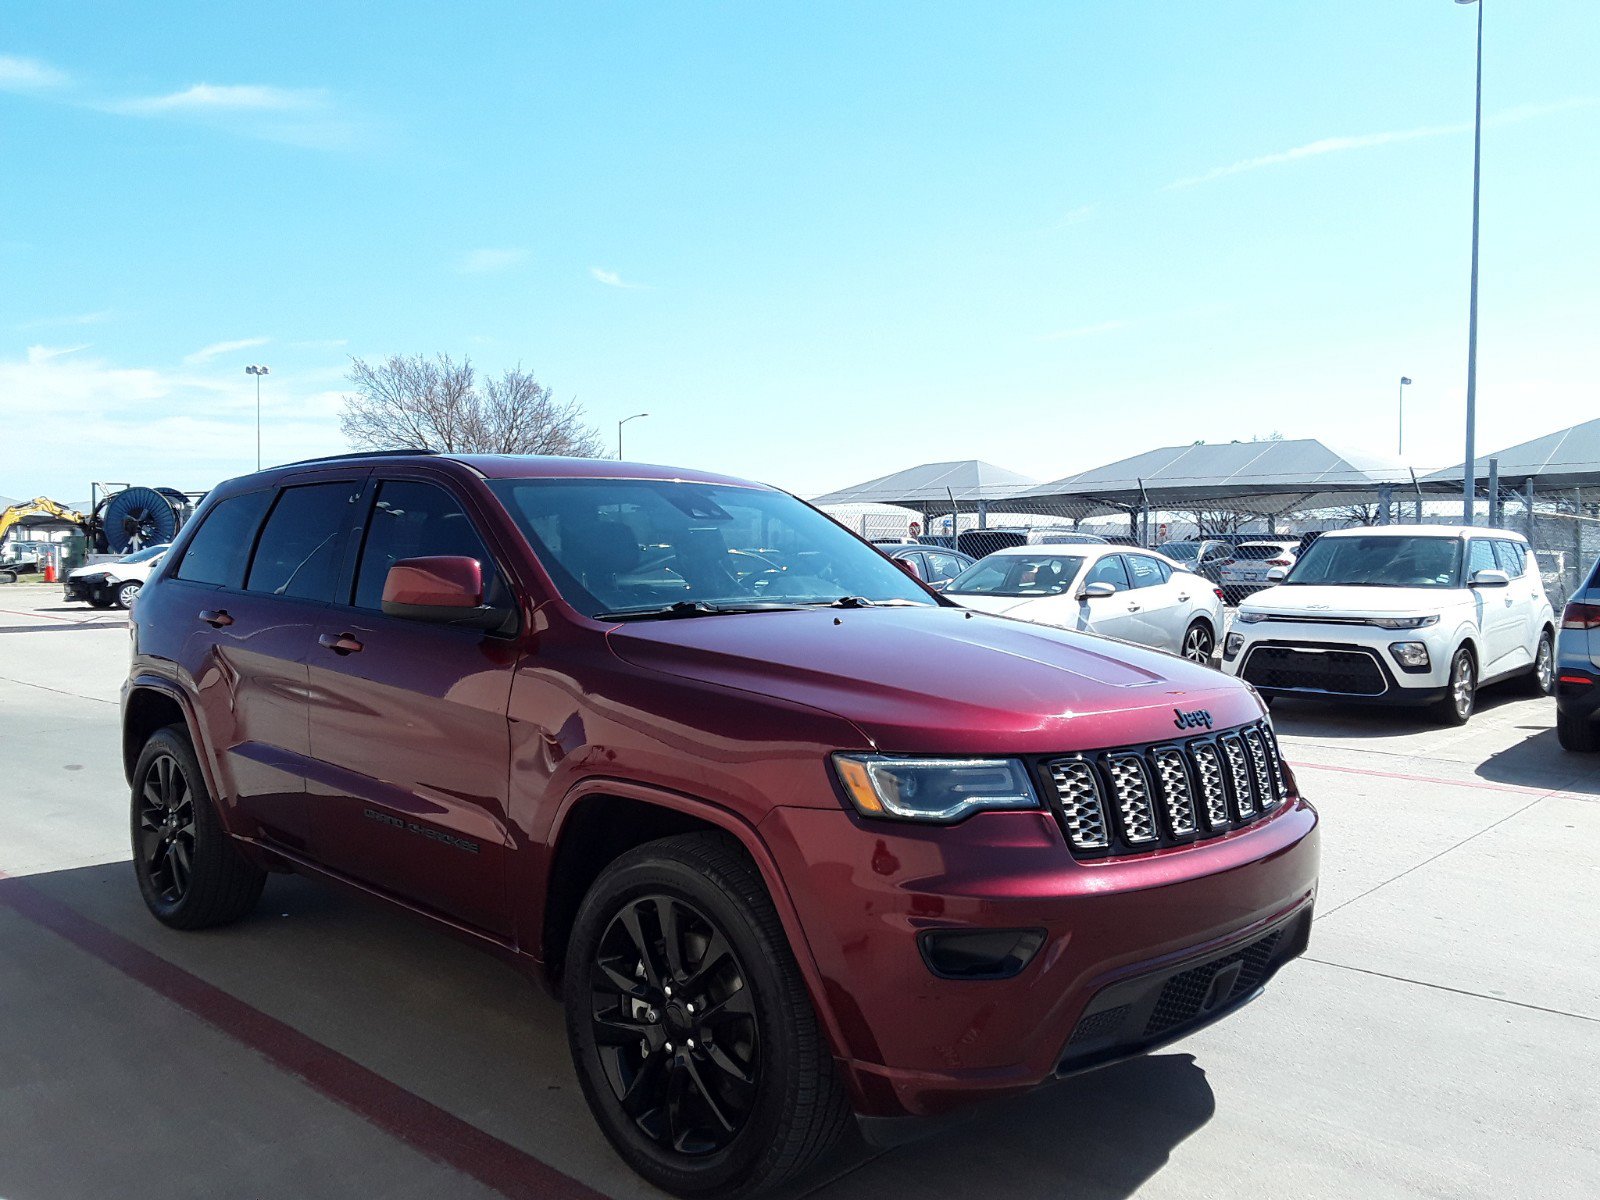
[944,544,1226,664]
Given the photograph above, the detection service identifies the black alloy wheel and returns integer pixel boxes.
[137,750,196,905]
[590,895,759,1156]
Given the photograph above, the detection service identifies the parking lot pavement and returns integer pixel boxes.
[2,583,1596,1199]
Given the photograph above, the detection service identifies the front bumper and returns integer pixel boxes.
[63,578,103,602]
[759,797,1319,1119]
[1224,628,1456,704]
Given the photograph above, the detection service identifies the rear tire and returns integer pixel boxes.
[131,726,265,929]
[564,832,849,1198]
[1520,630,1554,696]
[1432,647,1476,726]
[1557,709,1600,752]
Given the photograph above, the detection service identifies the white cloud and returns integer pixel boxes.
[1166,98,1597,190]
[0,54,67,91]
[590,266,649,290]
[26,343,90,363]
[112,83,327,116]
[458,248,528,275]
[1040,320,1127,342]
[183,336,270,365]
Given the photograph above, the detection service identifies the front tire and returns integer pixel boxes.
[115,580,142,609]
[1433,647,1477,726]
[131,726,265,929]
[564,832,848,1198]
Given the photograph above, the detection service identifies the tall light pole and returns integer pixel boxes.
[1457,0,1484,524]
[245,365,270,470]
[1398,376,1412,456]
[618,412,648,460]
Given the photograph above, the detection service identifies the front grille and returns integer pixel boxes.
[1144,930,1284,1036]
[1067,1004,1130,1045]
[1241,644,1388,696]
[1039,720,1289,859]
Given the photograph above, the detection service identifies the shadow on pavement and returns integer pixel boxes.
[1266,685,1528,741]
[1476,727,1600,797]
[808,1054,1214,1200]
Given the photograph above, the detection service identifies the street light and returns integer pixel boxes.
[1398,376,1413,456]
[618,412,648,460]
[1456,0,1484,523]
[245,365,270,471]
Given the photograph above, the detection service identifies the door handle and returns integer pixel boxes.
[1127,603,1141,612]
[318,632,364,655]
[198,609,233,628]
[1177,593,1191,602]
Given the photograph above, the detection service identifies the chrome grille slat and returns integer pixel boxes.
[1048,758,1109,850]
[1041,720,1287,858]
[1189,741,1229,830]
[1152,748,1197,837]
[1105,754,1158,844]
[1218,733,1257,819]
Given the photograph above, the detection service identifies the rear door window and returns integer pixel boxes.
[245,483,361,603]
[174,490,274,588]
[924,552,966,583]
[352,480,506,611]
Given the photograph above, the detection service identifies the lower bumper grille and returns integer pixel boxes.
[1241,644,1388,696]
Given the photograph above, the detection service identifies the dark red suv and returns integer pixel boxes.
[123,451,1319,1197]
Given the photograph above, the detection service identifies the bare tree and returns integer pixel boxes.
[339,353,605,457]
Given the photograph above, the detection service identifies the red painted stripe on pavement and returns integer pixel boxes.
[1293,758,1574,799]
[0,872,605,1200]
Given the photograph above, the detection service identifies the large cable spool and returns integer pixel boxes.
[97,487,179,554]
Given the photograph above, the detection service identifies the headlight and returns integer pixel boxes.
[832,755,1038,823]
[1388,641,1431,670]
[1224,632,1244,660]
[1237,610,1268,624]
[1371,615,1439,630]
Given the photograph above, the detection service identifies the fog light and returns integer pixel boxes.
[1389,641,1430,671]
[1224,632,1244,661]
[918,928,1045,980]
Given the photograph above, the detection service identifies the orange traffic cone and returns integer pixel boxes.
[43,563,56,583]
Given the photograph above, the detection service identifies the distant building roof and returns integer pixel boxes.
[1421,417,1600,490]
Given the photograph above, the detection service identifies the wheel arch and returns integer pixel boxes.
[539,779,850,1064]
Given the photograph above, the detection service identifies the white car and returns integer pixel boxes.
[1222,525,1555,725]
[944,544,1226,664]
[1218,540,1300,602]
[63,544,170,609]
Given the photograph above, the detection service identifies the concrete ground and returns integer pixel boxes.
[0,582,1595,1199]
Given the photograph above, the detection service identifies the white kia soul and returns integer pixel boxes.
[1222,526,1555,725]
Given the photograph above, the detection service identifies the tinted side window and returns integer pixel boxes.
[1492,540,1527,578]
[1084,555,1130,591]
[353,481,504,611]
[925,552,965,583]
[1126,555,1169,587]
[174,490,274,588]
[245,483,359,602]
[1466,540,1498,576]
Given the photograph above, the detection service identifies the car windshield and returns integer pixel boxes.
[119,545,168,564]
[946,554,1086,597]
[1285,535,1462,589]
[488,478,935,618]
[1158,542,1199,560]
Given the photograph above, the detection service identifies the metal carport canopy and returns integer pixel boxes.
[993,438,1420,516]
[1421,417,1600,490]
[810,459,1047,510]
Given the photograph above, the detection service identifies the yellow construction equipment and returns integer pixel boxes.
[0,496,87,545]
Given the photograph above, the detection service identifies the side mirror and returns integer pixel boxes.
[1266,566,1288,582]
[382,556,508,628]
[893,556,922,580]
[1078,581,1117,601]
[1470,568,1510,589]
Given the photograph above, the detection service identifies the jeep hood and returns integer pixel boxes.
[605,605,1262,754]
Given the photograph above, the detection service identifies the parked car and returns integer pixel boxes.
[944,544,1227,664]
[1157,539,1236,587]
[1218,540,1300,604]
[880,542,974,589]
[1025,529,1108,546]
[955,527,1030,558]
[1223,526,1554,725]
[63,543,170,608]
[1554,554,1600,751]
[123,451,1318,1198]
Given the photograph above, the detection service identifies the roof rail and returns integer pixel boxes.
[280,448,441,467]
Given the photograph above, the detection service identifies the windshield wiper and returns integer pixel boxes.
[807,596,925,608]
[598,600,807,621]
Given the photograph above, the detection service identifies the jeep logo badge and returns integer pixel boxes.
[1173,707,1213,730]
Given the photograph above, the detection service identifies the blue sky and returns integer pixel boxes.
[3,1,1597,503]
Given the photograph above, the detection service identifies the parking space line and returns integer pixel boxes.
[0,871,605,1200]
[0,675,117,705]
[1301,957,1600,1024]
